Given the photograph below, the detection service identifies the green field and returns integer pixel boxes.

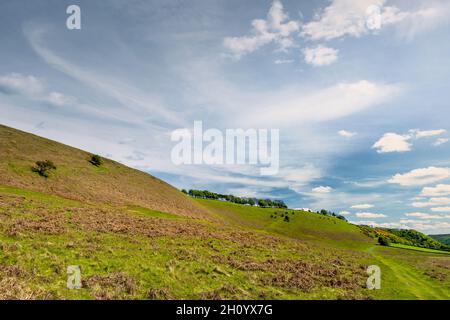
[0,124,449,300]
[389,243,450,255]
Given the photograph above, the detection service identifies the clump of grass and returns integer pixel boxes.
[31,160,56,178]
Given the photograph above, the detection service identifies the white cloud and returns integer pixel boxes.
[434,138,449,146]
[223,0,300,58]
[0,73,74,107]
[351,203,374,209]
[301,0,450,41]
[312,186,332,194]
[413,129,446,139]
[372,133,411,153]
[338,130,357,138]
[412,197,450,208]
[421,184,450,197]
[404,212,447,220]
[389,167,450,186]
[431,207,450,213]
[351,220,402,228]
[339,211,351,216]
[355,212,387,218]
[301,0,384,40]
[373,129,448,153]
[303,45,338,66]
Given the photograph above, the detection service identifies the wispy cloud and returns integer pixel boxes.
[0,73,74,107]
[24,25,185,128]
[405,212,448,219]
[312,186,332,194]
[338,130,357,138]
[351,204,374,209]
[301,0,450,41]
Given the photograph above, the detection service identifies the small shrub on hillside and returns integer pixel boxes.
[32,160,56,178]
[284,215,290,222]
[378,236,390,246]
[89,154,103,167]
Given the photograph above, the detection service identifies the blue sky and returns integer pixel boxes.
[1,0,450,233]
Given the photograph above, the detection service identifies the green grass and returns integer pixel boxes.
[367,246,450,299]
[1,185,449,300]
[389,243,450,255]
[127,206,184,220]
[196,199,370,248]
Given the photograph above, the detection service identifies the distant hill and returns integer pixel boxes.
[359,226,450,252]
[430,234,450,246]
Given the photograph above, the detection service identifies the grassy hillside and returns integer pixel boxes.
[431,234,450,246]
[0,125,208,219]
[195,199,370,247]
[0,124,449,300]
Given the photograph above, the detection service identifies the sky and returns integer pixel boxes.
[1,0,450,234]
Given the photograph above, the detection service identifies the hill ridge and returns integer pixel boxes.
[0,124,208,219]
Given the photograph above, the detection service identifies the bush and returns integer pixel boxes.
[378,236,390,246]
[284,215,290,222]
[32,160,56,178]
[89,154,103,167]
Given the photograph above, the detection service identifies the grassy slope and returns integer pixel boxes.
[389,243,450,255]
[0,125,208,219]
[0,124,449,300]
[195,199,369,247]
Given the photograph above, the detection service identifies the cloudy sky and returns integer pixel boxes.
[1,0,450,234]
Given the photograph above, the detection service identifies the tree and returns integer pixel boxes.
[378,236,390,246]
[89,154,103,167]
[258,199,268,207]
[32,160,56,178]
[181,189,188,194]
